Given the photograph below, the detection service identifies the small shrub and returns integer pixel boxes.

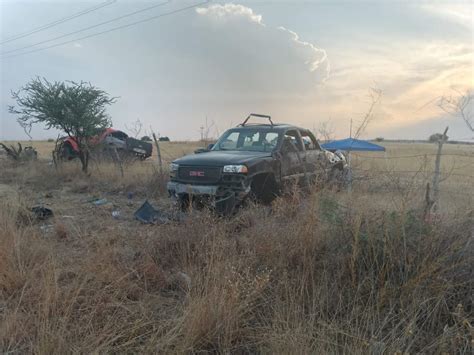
[429,133,449,143]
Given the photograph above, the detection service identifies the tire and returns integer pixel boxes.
[59,142,77,161]
[250,174,279,204]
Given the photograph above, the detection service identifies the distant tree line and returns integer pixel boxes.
[142,135,170,142]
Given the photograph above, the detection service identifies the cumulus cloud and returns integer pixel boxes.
[196,3,262,24]
[161,3,330,96]
[277,26,329,74]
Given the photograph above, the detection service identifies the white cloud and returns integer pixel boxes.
[277,26,329,75]
[196,3,263,24]
[179,3,330,95]
[420,3,474,30]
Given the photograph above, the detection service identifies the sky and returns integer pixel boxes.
[0,0,473,141]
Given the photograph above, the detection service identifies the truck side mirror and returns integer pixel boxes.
[207,143,214,150]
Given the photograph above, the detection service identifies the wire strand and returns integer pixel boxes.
[1,1,170,56]
[0,0,117,45]
[351,168,474,179]
[351,153,474,159]
[1,1,209,59]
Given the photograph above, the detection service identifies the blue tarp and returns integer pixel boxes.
[321,138,385,152]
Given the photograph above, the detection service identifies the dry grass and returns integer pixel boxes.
[0,142,473,353]
[5,140,205,164]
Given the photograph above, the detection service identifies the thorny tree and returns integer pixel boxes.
[438,90,473,135]
[9,78,116,173]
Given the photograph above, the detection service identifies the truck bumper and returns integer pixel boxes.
[167,182,219,196]
[167,181,250,215]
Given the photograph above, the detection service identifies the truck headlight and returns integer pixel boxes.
[223,165,248,174]
[170,163,179,171]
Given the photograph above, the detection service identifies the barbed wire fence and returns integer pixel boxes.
[346,149,474,215]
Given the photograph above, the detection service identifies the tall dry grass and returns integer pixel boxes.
[1,178,472,353]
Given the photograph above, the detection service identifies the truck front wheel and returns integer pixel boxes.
[250,174,279,204]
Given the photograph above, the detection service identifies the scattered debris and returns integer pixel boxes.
[127,192,134,206]
[134,200,166,224]
[112,210,121,219]
[31,206,53,220]
[39,224,54,233]
[134,200,183,224]
[0,142,37,161]
[92,198,108,206]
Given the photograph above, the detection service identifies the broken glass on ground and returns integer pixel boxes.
[134,200,183,224]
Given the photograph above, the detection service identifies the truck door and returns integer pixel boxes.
[280,129,306,181]
[300,130,326,180]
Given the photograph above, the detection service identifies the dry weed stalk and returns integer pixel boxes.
[0,161,472,353]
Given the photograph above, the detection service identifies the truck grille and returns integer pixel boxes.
[177,166,222,184]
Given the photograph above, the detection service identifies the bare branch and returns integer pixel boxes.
[354,87,382,139]
[438,90,473,133]
[125,118,143,138]
[315,118,335,142]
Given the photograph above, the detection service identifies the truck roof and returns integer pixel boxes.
[234,123,307,131]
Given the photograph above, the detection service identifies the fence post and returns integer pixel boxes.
[432,126,449,212]
[346,151,353,192]
[112,148,124,178]
[152,132,163,176]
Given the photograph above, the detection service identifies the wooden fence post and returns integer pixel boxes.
[152,132,163,175]
[432,126,449,212]
[112,148,124,178]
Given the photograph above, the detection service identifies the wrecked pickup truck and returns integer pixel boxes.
[168,114,347,213]
[57,128,153,161]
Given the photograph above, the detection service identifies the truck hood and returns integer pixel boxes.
[173,150,272,167]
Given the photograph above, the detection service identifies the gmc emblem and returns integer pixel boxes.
[189,171,205,177]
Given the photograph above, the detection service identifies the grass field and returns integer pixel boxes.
[5,139,473,212]
[4,140,205,162]
[0,140,473,353]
